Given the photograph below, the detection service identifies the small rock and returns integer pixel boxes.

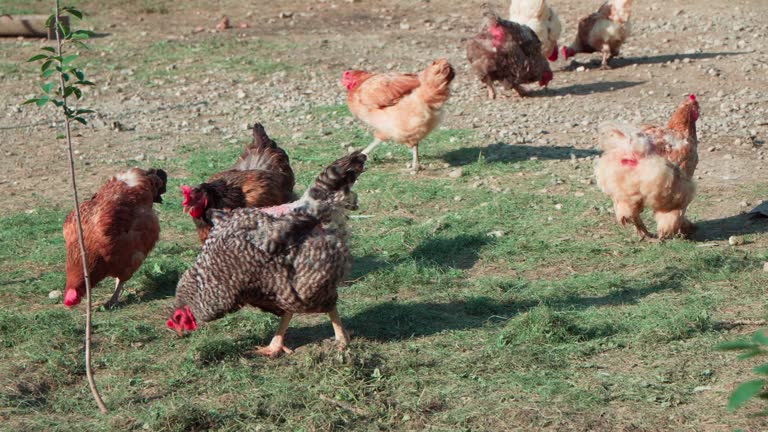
[554,203,563,210]
[739,201,750,208]
[48,290,62,300]
[728,235,744,246]
[279,11,293,19]
[763,262,768,273]
[448,168,463,178]
[576,66,586,72]
[236,90,246,99]
[486,230,505,238]
[693,386,711,393]
[399,22,411,30]
[454,196,462,202]
[135,153,146,161]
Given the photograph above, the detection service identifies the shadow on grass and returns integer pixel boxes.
[563,51,745,70]
[411,234,492,270]
[277,268,688,348]
[692,213,768,242]
[349,233,493,280]
[442,142,599,167]
[128,268,182,305]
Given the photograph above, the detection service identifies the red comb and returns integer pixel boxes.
[689,94,696,101]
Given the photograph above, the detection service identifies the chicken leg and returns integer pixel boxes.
[256,312,294,358]
[600,47,611,69]
[362,137,383,156]
[328,307,350,350]
[486,83,496,100]
[104,278,125,309]
[409,146,422,174]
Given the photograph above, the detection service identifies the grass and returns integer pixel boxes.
[1,114,767,430]
[1,1,767,428]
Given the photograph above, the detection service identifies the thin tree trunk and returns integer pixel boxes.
[55,1,108,414]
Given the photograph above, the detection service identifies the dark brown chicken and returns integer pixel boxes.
[64,168,167,308]
[182,122,295,243]
[168,152,367,358]
[466,11,553,99]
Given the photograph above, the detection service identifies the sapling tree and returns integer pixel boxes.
[24,1,107,414]
[717,329,768,416]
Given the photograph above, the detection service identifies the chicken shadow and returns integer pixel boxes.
[552,80,644,96]
[285,267,688,345]
[563,51,744,70]
[442,142,599,167]
[691,213,768,242]
[348,233,493,281]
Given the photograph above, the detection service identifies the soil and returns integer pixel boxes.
[0,0,767,427]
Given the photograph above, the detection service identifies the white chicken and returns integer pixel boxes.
[508,0,562,61]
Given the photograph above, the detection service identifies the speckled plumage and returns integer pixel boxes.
[172,152,367,325]
[466,12,552,96]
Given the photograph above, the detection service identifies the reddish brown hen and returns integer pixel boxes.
[181,122,295,243]
[63,167,167,308]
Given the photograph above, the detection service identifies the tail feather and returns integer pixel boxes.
[416,59,455,110]
[306,152,367,202]
[232,122,293,178]
[598,123,652,158]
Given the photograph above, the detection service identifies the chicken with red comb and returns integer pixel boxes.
[181,122,295,243]
[168,153,367,358]
[466,10,553,99]
[595,95,701,239]
[64,167,167,308]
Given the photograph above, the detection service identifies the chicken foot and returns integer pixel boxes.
[328,307,350,350]
[104,278,125,309]
[255,312,294,358]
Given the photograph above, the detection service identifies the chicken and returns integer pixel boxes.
[342,59,455,173]
[181,122,295,243]
[595,95,700,239]
[562,0,633,69]
[466,11,553,100]
[63,168,167,308]
[167,152,367,358]
[508,0,562,61]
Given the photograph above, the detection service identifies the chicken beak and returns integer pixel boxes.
[175,327,184,338]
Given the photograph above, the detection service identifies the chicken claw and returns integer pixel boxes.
[255,339,294,359]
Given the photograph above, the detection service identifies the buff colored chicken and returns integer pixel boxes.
[563,0,633,69]
[595,95,700,240]
[342,59,455,173]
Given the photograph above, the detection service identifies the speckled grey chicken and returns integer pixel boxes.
[167,152,367,357]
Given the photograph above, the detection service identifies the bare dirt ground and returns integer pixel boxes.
[2,0,766,217]
[1,0,768,429]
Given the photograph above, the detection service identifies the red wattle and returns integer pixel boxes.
[620,158,638,167]
[548,45,559,61]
